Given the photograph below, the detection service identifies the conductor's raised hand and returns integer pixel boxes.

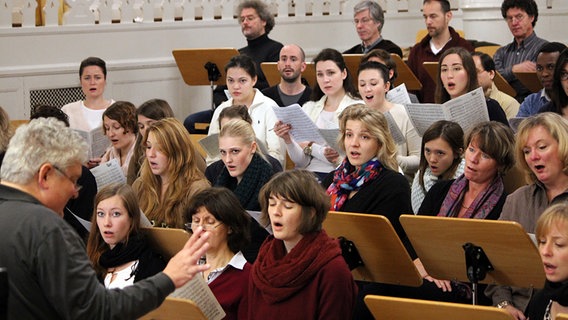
[163,226,210,288]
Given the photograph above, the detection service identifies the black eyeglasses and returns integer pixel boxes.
[53,165,82,193]
[184,222,223,232]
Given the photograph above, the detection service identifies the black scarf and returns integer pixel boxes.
[215,153,274,211]
[543,280,568,306]
[99,233,146,269]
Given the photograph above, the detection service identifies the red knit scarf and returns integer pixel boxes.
[251,230,341,304]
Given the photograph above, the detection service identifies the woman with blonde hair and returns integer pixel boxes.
[87,184,165,289]
[527,202,568,319]
[323,104,411,238]
[216,119,275,262]
[487,113,568,319]
[133,118,209,228]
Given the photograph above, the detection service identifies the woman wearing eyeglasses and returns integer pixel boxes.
[539,49,568,118]
[185,187,252,320]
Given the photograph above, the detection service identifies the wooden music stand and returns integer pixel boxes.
[400,215,545,303]
[556,313,568,320]
[172,48,240,109]
[514,72,542,93]
[494,71,517,97]
[365,295,515,320]
[140,297,207,320]
[260,62,316,89]
[343,54,363,88]
[391,54,422,91]
[142,227,190,260]
[423,61,439,83]
[323,211,422,286]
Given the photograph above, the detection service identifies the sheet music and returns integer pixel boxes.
[442,87,489,135]
[199,134,270,159]
[404,103,445,136]
[89,159,126,191]
[404,88,490,136]
[383,111,406,145]
[272,104,327,145]
[318,128,341,151]
[247,210,273,235]
[198,134,220,159]
[75,127,110,159]
[170,275,226,320]
[386,83,412,105]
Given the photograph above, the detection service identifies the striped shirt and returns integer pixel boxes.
[494,32,548,99]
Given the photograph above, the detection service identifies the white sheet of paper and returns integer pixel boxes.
[383,111,406,145]
[89,159,126,191]
[404,87,490,136]
[272,104,327,145]
[386,83,412,105]
[169,275,226,320]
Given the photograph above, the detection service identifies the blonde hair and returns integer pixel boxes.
[219,119,267,160]
[515,113,568,184]
[135,118,208,228]
[338,104,398,171]
[536,202,568,241]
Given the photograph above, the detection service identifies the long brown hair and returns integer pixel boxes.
[86,184,141,278]
[135,118,208,228]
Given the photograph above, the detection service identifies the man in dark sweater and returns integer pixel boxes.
[237,0,283,90]
[344,0,402,57]
[184,0,283,133]
[262,44,312,107]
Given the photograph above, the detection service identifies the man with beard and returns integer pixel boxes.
[262,44,312,107]
[407,0,473,103]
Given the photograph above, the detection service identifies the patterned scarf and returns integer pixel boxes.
[326,157,383,211]
[438,174,504,219]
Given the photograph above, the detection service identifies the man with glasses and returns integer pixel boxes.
[183,0,282,134]
[237,0,283,91]
[494,0,548,102]
[472,52,520,119]
[0,117,210,319]
[344,1,402,56]
[516,42,567,117]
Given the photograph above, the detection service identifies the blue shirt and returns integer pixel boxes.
[517,89,550,117]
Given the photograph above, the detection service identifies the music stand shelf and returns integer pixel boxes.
[514,72,542,93]
[323,211,422,286]
[399,215,545,288]
[365,295,516,320]
[140,297,207,320]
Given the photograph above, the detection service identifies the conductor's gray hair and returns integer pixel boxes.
[0,117,88,184]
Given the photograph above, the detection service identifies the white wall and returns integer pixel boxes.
[0,0,565,121]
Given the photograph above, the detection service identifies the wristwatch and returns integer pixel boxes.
[497,300,511,309]
[303,142,314,157]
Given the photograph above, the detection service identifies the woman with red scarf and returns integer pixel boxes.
[248,170,357,319]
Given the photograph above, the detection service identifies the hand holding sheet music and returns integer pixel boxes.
[169,275,226,320]
[89,159,126,191]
